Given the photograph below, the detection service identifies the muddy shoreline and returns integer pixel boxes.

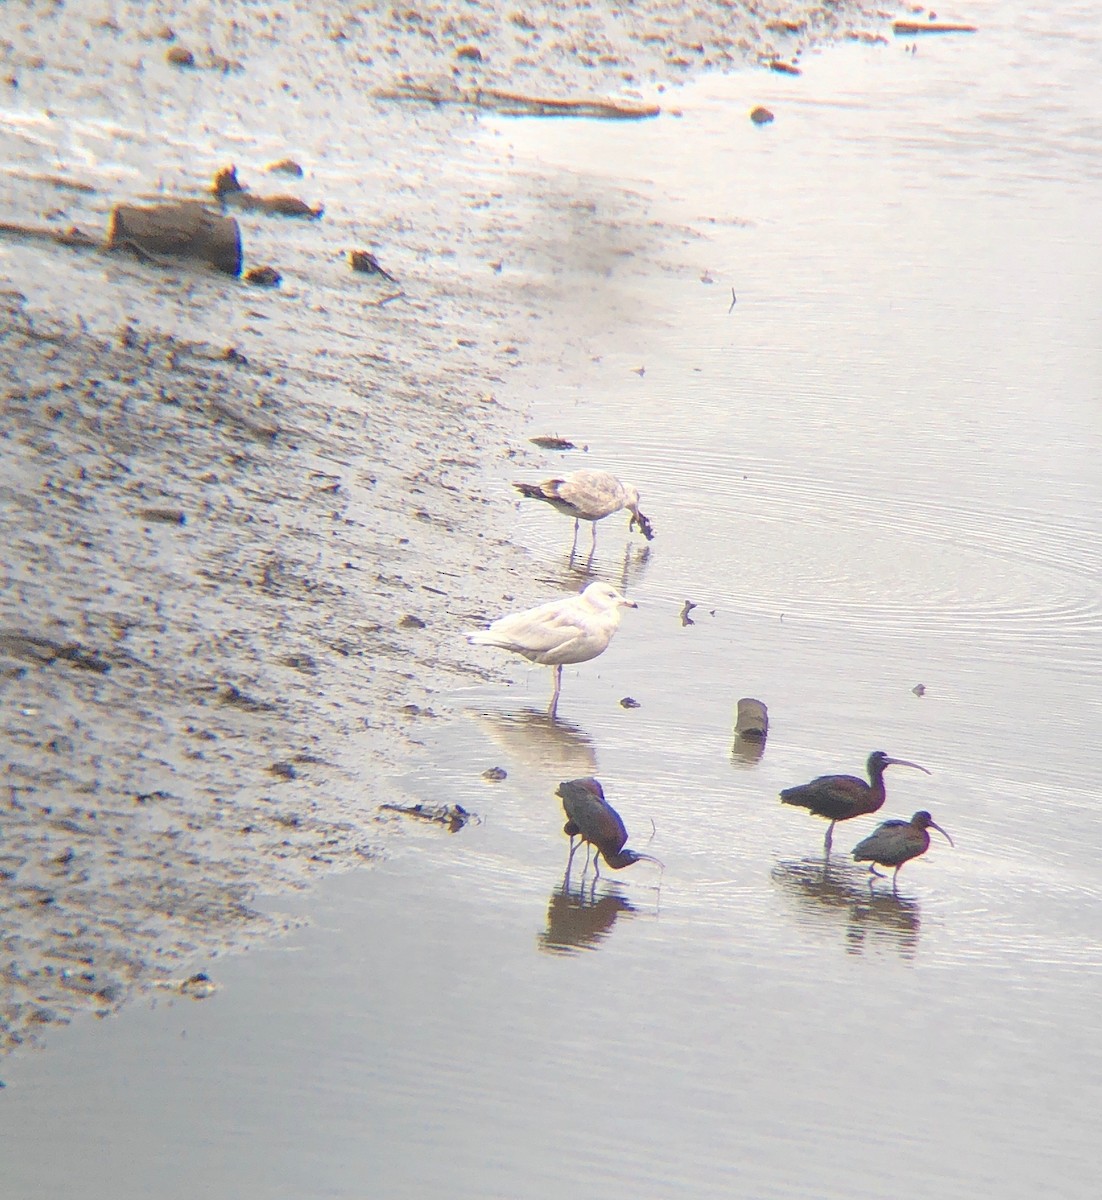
[0,1,889,1056]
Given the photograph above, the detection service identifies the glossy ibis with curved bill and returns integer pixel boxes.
[556,776,662,879]
[853,810,954,890]
[466,581,636,716]
[513,469,655,555]
[780,750,931,851]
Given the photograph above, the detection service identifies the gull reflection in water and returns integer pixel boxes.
[771,857,921,960]
[467,706,598,779]
[537,879,637,956]
[557,539,652,595]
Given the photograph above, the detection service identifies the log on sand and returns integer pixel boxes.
[108,201,242,276]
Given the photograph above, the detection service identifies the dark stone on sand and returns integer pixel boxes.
[750,105,774,125]
[138,507,186,524]
[267,158,304,176]
[245,265,281,287]
[166,45,195,67]
[350,249,398,282]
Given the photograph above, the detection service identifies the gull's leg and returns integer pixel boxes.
[548,664,562,717]
[569,519,580,558]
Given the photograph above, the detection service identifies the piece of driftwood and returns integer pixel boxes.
[379,801,478,832]
[0,221,100,250]
[529,435,576,450]
[108,201,242,276]
[377,82,659,120]
[892,20,977,35]
[212,166,323,219]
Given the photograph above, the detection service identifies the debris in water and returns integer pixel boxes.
[734,698,769,741]
[892,19,977,35]
[680,600,697,626]
[619,696,641,709]
[379,801,478,832]
[482,766,508,781]
[750,105,774,125]
[529,435,576,451]
[178,972,217,1000]
[912,683,927,697]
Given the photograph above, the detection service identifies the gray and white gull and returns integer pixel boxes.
[513,469,655,553]
[466,580,637,715]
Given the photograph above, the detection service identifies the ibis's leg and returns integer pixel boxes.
[824,820,835,853]
[590,521,598,550]
[594,852,602,880]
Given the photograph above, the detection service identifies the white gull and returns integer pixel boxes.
[466,580,638,715]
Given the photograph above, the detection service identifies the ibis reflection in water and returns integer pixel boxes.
[556,776,663,880]
[853,810,954,890]
[780,750,931,851]
[538,883,636,956]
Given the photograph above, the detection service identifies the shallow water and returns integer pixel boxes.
[3,2,1102,1198]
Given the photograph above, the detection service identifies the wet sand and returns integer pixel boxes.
[0,2,887,1054]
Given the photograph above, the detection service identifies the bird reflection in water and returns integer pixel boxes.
[562,538,652,596]
[537,880,637,956]
[771,858,921,960]
[466,706,598,780]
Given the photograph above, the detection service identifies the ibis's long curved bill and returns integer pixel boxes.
[886,757,931,775]
[929,820,954,847]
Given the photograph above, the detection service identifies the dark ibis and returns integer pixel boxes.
[513,469,655,555]
[780,750,931,851]
[853,810,954,889]
[555,776,662,879]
